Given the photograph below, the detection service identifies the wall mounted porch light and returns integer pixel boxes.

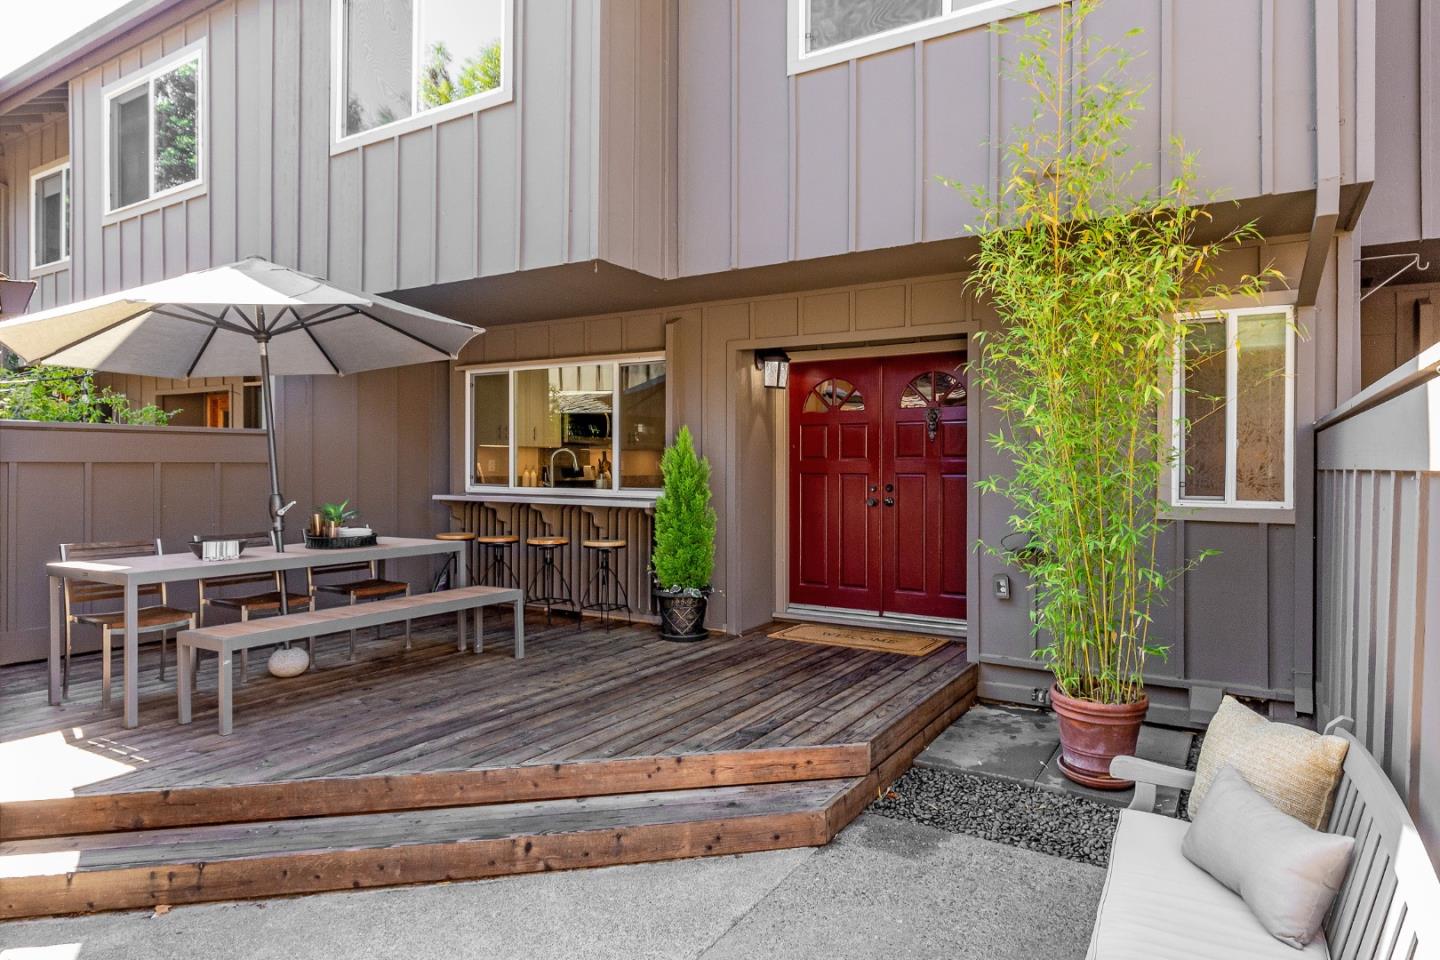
[755,348,791,389]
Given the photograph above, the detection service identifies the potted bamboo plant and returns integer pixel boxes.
[964,1,1279,787]
[651,426,716,642]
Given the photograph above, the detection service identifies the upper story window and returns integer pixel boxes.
[466,357,667,496]
[790,0,1054,74]
[333,0,512,150]
[1171,306,1295,511]
[30,159,70,271]
[102,43,204,216]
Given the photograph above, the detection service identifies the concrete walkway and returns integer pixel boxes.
[0,816,1102,960]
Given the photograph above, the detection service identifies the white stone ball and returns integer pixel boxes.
[268,646,309,678]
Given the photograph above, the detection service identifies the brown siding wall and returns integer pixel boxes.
[1359,281,1440,387]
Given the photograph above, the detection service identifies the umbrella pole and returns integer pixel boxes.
[258,338,287,554]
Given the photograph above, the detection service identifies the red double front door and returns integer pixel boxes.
[788,352,968,620]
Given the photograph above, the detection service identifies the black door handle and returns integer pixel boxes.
[883,497,895,507]
[867,497,879,508]
[884,483,894,493]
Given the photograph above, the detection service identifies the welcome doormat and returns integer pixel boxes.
[769,623,949,657]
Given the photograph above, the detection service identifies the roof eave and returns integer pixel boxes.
[0,0,192,114]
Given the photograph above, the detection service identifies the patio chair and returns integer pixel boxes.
[198,534,315,682]
[306,560,411,661]
[59,538,196,707]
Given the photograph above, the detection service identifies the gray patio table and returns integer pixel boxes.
[47,536,469,728]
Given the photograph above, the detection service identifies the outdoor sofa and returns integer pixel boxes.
[1086,720,1438,959]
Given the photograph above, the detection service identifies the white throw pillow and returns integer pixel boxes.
[1191,696,1349,829]
[1182,766,1355,949]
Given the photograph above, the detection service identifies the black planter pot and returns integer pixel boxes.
[655,589,709,642]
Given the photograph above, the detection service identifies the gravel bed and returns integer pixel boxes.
[867,767,1120,868]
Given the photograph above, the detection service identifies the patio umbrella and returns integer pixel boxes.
[0,257,483,551]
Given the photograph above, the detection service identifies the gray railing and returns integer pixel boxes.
[1315,344,1440,870]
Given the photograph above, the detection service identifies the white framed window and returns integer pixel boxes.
[465,356,667,496]
[1171,306,1295,510]
[788,0,1055,74]
[29,158,70,272]
[331,0,513,152]
[101,42,205,217]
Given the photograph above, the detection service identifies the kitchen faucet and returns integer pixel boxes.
[548,447,579,486]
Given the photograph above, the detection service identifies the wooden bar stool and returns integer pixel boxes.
[525,536,574,625]
[477,534,521,589]
[430,531,476,590]
[580,539,630,630]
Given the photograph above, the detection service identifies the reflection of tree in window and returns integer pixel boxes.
[343,0,504,137]
[805,0,941,53]
[419,40,502,108]
[153,62,198,192]
[1234,313,1287,502]
[1180,322,1227,499]
[900,369,965,408]
[803,378,864,413]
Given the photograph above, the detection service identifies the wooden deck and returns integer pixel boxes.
[0,611,975,917]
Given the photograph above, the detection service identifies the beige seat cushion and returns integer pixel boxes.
[1190,696,1348,829]
[1087,809,1331,960]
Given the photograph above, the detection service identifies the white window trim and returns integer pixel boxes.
[100,40,207,222]
[464,354,666,498]
[330,0,514,155]
[788,0,1056,75]
[28,157,70,275]
[1169,305,1296,512]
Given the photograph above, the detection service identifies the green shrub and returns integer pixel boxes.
[0,365,173,425]
[961,1,1279,705]
[652,426,716,592]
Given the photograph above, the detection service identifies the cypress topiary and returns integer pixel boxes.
[652,425,716,592]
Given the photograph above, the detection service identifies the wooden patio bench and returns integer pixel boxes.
[1088,719,1439,959]
[177,585,524,735]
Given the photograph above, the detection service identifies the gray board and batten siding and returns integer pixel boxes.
[1315,349,1440,871]
[0,119,70,311]
[50,0,670,304]
[1364,0,1440,247]
[675,0,1370,280]
[2,0,1372,311]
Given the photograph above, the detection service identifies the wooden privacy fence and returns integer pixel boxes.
[0,421,272,664]
[1316,346,1440,870]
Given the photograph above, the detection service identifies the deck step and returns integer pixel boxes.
[0,779,853,919]
[0,745,871,840]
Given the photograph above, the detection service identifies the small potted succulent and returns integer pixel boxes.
[316,500,356,538]
[651,426,716,642]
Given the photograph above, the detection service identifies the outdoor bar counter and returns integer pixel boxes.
[433,493,657,621]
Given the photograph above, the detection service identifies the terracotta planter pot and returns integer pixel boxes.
[1050,684,1149,790]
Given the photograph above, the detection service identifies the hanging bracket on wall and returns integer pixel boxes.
[1360,253,1431,302]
